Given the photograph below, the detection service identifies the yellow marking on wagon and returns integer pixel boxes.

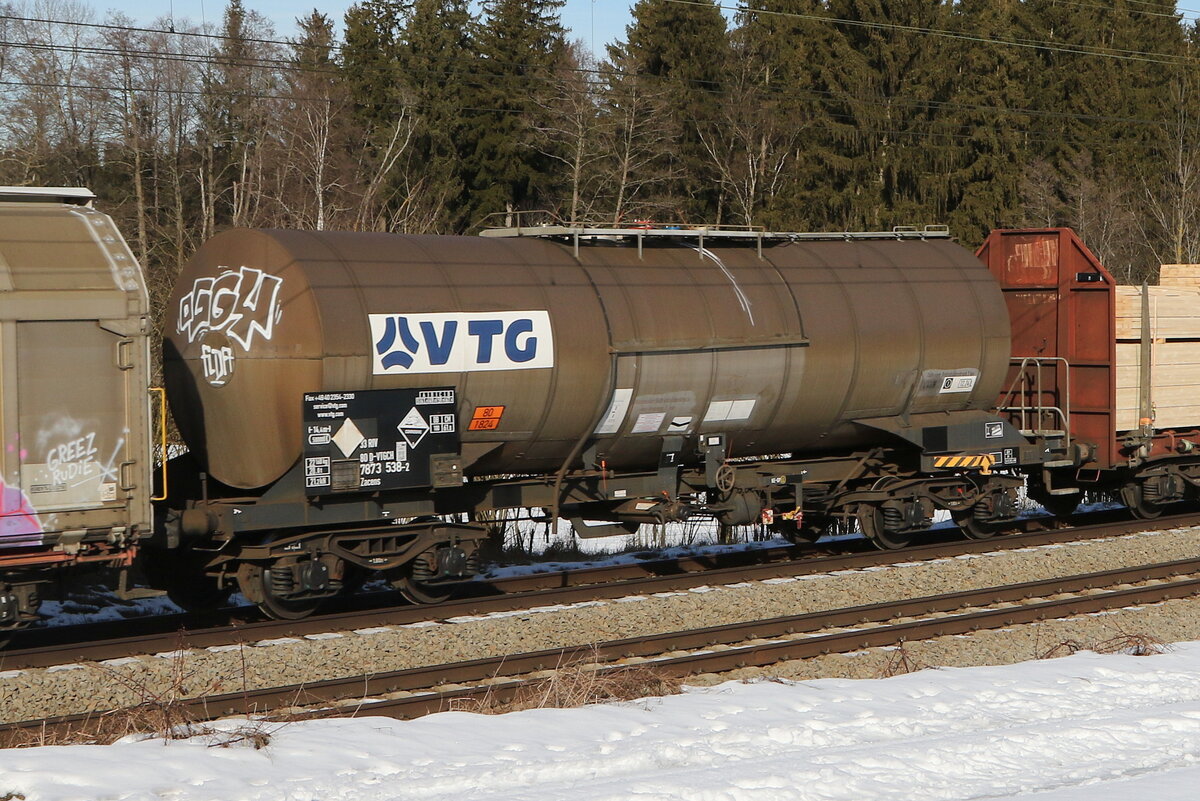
[933,453,997,474]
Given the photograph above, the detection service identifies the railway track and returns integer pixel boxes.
[7,549,1199,738]
[3,506,1196,672]
[298,555,1200,721]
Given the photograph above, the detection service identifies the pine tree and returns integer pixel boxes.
[461,0,567,228]
[1021,0,1185,275]
[529,41,606,222]
[282,11,342,230]
[196,0,279,233]
[939,0,1031,243]
[1121,5,1198,269]
[341,0,428,230]
[399,0,474,230]
[731,0,843,229]
[341,0,408,132]
[822,0,951,229]
[611,0,730,222]
[593,45,680,222]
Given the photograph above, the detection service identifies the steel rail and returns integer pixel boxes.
[4,506,1198,671]
[6,555,1200,736]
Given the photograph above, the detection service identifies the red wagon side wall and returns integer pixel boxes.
[975,228,1117,468]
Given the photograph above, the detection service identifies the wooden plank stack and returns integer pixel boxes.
[1159,264,1200,288]
[1115,270,1200,430]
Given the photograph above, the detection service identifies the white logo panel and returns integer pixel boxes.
[370,311,554,375]
[938,374,978,394]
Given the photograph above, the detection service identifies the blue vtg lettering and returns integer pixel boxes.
[369,311,554,375]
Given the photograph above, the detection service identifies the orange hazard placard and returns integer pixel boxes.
[468,405,505,431]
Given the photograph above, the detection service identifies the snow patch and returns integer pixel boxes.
[10,641,1200,799]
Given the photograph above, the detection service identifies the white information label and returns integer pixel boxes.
[594,388,633,435]
[939,375,978,394]
[728,399,757,419]
[631,412,666,434]
[704,398,757,422]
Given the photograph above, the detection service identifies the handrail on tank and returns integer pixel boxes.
[995,356,1072,448]
[472,208,768,234]
[476,212,952,262]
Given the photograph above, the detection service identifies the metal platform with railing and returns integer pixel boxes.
[478,211,952,258]
[996,356,1076,469]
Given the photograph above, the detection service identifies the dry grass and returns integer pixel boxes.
[1091,632,1170,656]
[1040,629,1170,660]
[451,652,682,715]
[0,710,280,751]
[0,639,285,750]
[877,640,929,678]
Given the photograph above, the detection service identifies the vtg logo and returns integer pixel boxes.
[369,311,554,375]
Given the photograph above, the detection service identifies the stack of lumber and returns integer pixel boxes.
[1160,264,1200,288]
[1115,278,1200,431]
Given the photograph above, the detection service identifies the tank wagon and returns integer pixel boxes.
[158,222,1066,618]
[1,188,1164,632]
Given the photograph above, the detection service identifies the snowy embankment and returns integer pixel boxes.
[5,642,1200,800]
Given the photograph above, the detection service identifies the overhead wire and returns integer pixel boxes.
[4,0,1200,76]
[686,0,1194,65]
[0,3,1194,152]
[0,13,1193,133]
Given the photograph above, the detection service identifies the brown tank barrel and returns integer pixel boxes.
[164,229,1010,490]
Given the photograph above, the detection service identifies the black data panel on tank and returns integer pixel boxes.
[302,388,458,496]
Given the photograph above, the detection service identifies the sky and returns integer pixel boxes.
[99,0,640,54]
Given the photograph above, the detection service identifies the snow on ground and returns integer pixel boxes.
[476,535,795,580]
[5,642,1200,800]
[35,588,186,628]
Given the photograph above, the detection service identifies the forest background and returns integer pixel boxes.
[2,0,1197,317]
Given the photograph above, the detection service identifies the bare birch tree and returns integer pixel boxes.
[531,42,604,222]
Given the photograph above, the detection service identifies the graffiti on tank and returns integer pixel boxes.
[200,343,235,387]
[0,478,43,547]
[177,266,284,387]
[177,266,284,349]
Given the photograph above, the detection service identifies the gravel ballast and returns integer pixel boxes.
[3,526,1200,723]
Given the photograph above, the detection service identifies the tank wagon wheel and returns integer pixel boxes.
[856,504,912,550]
[385,519,459,605]
[235,562,324,621]
[950,506,998,540]
[390,550,456,604]
[1120,482,1164,520]
[391,569,455,605]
